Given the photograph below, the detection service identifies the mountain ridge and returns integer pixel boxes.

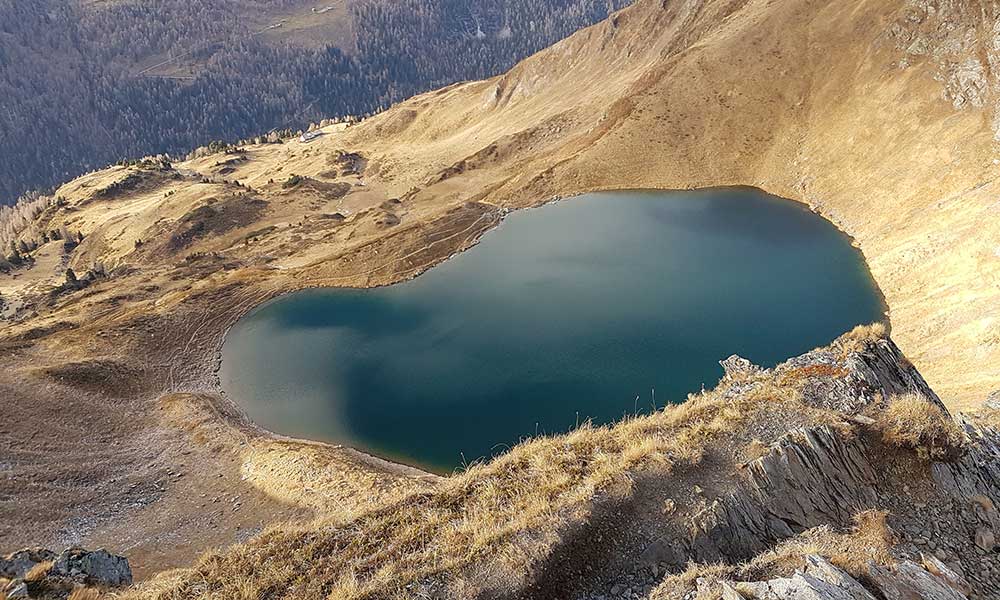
[330,0,1000,409]
[1,0,1000,596]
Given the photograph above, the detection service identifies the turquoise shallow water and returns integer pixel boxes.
[220,188,886,473]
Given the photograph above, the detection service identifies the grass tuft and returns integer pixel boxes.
[741,509,894,580]
[69,588,101,600]
[24,561,53,582]
[836,321,888,357]
[874,393,967,460]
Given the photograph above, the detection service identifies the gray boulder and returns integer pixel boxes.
[52,547,132,587]
[719,355,761,380]
[718,555,971,600]
[920,554,971,596]
[736,556,877,600]
[868,559,968,600]
[0,547,56,579]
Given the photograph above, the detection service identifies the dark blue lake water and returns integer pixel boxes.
[220,189,885,473]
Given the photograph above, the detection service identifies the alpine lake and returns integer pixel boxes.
[220,188,886,473]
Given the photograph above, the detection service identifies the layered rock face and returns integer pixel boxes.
[612,335,1000,600]
[691,358,1000,600]
[713,554,970,600]
[0,547,131,599]
[690,337,972,564]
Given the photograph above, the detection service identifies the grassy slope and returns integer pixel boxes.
[123,325,947,599]
[11,0,996,408]
[331,0,1000,410]
[1,0,999,588]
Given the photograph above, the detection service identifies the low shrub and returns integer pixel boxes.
[282,174,305,189]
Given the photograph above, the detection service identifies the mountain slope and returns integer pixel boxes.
[0,0,633,205]
[331,0,1000,410]
[1,0,1000,594]
[121,328,996,599]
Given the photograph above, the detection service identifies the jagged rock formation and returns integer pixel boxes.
[690,426,880,562]
[99,328,999,600]
[681,416,1000,599]
[689,336,959,563]
[711,554,970,600]
[0,549,54,580]
[51,548,132,587]
[0,547,131,599]
[5,0,1000,593]
[582,331,999,600]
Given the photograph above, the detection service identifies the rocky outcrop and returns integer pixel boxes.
[0,547,131,599]
[690,426,878,562]
[712,555,970,599]
[776,337,946,415]
[725,555,879,599]
[689,338,927,562]
[932,420,1000,507]
[671,336,1000,597]
[846,337,948,411]
[52,547,132,587]
[719,355,763,381]
[868,558,968,600]
[882,0,1000,138]
[0,548,55,579]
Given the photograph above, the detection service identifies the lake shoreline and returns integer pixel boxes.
[215,187,889,472]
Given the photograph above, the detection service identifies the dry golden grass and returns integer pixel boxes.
[24,560,53,582]
[777,363,850,387]
[127,377,807,600]
[741,510,894,580]
[836,322,888,357]
[874,393,967,460]
[652,510,895,599]
[742,438,771,463]
[70,588,102,600]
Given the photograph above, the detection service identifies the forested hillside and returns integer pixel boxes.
[0,0,631,206]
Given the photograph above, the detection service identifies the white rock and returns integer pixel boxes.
[5,581,28,599]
